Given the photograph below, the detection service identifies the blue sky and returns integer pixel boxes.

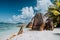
[0,0,36,22]
[0,0,53,23]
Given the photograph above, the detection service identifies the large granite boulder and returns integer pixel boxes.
[32,13,44,31]
[26,13,54,31]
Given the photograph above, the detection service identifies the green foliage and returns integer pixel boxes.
[48,0,60,26]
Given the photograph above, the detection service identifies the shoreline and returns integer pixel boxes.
[0,28,60,40]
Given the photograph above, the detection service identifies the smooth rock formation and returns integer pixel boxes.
[26,13,54,31]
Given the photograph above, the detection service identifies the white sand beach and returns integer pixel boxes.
[0,28,60,40]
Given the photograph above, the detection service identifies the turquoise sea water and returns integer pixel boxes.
[0,23,21,40]
[0,23,18,32]
[0,23,29,40]
[0,23,21,35]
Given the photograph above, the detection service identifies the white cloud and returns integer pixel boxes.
[9,7,34,23]
[8,0,53,23]
[35,0,53,14]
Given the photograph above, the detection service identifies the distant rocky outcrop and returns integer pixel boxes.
[17,22,23,24]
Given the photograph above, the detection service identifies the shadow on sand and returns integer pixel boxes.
[53,33,60,35]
